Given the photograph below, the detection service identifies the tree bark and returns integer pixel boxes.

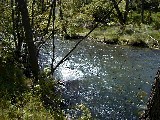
[15,0,39,81]
[14,4,23,61]
[110,0,125,25]
[11,0,17,48]
[124,0,130,24]
[140,70,160,120]
[51,0,56,74]
[45,1,54,34]
[110,0,130,25]
[31,0,35,27]
[41,0,45,12]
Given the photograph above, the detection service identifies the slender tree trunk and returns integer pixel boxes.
[110,0,124,25]
[15,0,39,81]
[41,0,45,13]
[31,0,35,27]
[11,0,17,48]
[148,8,152,24]
[45,1,54,34]
[15,4,23,60]
[58,0,68,37]
[141,0,144,23]
[124,0,129,24]
[130,0,133,19]
[37,0,56,52]
[51,0,56,74]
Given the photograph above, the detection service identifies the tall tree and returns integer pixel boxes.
[110,0,130,25]
[15,0,39,81]
[51,0,56,74]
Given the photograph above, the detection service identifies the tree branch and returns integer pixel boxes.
[50,0,123,74]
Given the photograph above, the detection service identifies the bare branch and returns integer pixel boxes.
[50,0,123,74]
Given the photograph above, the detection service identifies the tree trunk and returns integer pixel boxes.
[41,0,45,13]
[31,0,35,26]
[51,0,56,74]
[15,0,39,81]
[141,0,144,23]
[124,0,129,24]
[11,0,17,48]
[140,70,160,120]
[58,0,69,37]
[110,0,125,25]
[14,4,23,61]
[45,1,55,34]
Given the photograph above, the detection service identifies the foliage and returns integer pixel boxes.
[0,65,91,120]
[0,2,12,34]
[0,43,25,100]
[129,12,142,25]
[151,12,160,30]
[0,90,64,120]
[1,0,160,119]
[0,57,91,120]
[81,0,111,22]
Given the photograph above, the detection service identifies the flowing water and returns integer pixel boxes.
[39,37,160,119]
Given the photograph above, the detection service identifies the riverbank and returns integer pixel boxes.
[76,24,160,50]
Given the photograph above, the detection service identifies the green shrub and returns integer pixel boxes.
[128,34,149,47]
[130,12,141,25]
[151,12,160,30]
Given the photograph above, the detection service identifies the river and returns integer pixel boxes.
[39,36,160,119]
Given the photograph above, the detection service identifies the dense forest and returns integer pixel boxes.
[0,0,160,119]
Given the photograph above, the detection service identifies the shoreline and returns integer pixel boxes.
[65,34,160,50]
[66,24,160,50]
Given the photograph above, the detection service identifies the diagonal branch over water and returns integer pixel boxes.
[51,0,123,74]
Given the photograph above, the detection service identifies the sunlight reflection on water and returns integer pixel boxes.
[39,38,160,119]
[59,67,84,81]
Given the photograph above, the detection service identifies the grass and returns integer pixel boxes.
[87,24,160,49]
[0,87,92,120]
[0,73,91,120]
[0,92,57,120]
[0,78,66,120]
